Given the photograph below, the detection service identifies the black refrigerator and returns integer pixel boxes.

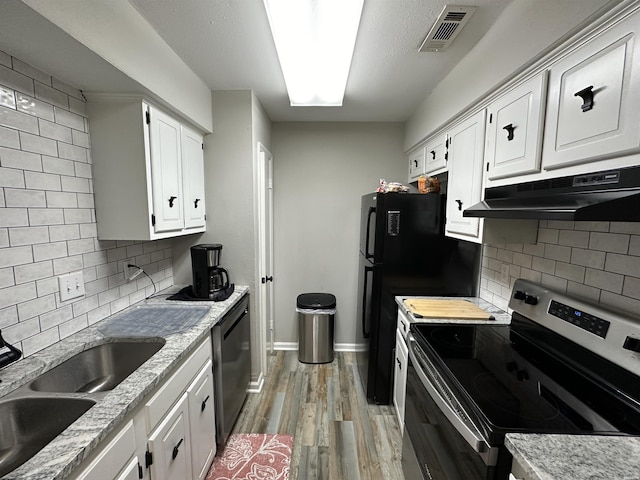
[356,192,480,404]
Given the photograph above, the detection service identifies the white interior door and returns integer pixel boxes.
[257,143,275,363]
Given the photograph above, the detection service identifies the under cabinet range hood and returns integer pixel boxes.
[464,165,640,221]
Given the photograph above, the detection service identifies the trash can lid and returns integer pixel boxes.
[297,293,336,309]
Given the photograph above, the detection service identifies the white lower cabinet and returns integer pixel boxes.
[147,393,192,480]
[393,327,408,433]
[70,338,215,480]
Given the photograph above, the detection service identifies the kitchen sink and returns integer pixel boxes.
[0,396,96,477]
[28,340,165,393]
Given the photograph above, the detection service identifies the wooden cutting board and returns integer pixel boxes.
[403,299,494,320]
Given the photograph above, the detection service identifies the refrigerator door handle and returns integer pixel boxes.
[362,265,373,338]
[365,207,376,260]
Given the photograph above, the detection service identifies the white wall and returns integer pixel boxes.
[271,122,405,348]
[0,50,173,357]
[405,0,614,150]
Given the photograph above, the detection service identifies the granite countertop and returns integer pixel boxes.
[395,295,512,325]
[0,285,249,480]
[506,433,640,480]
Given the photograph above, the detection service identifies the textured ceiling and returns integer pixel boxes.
[128,0,514,122]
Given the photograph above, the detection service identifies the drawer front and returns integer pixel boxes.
[145,338,211,432]
[74,420,136,480]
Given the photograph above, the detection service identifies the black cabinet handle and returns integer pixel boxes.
[194,198,200,208]
[201,395,210,412]
[455,199,463,211]
[574,85,594,112]
[168,196,177,208]
[430,150,436,159]
[413,159,418,168]
[503,123,515,141]
[172,438,184,460]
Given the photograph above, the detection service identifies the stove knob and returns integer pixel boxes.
[524,295,538,305]
[623,336,640,353]
[514,290,526,300]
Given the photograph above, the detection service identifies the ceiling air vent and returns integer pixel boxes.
[419,5,477,52]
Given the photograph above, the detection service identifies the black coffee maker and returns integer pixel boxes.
[190,244,231,299]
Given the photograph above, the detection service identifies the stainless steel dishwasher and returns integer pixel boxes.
[211,293,251,446]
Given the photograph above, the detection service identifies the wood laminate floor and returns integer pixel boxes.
[232,351,405,480]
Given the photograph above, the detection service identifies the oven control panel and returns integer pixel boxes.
[548,300,610,338]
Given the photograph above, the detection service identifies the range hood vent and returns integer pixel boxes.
[419,5,477,52]
[463,166,640,221]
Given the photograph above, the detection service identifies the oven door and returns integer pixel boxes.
[402,334,498,480]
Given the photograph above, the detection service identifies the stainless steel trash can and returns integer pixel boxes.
[297,293,336,364]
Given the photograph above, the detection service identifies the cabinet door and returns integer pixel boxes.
[74,420,138,480]
[147,393,192,480]
[149,106,184,233]
[187,360,216,480]
[393,329,408,432]
[116,458,142,480]
[408,147,425,182]
[424,134,448,175]
[181,126,206,230]
[486,73,547,180]
[445,110,486,239]
[543,13,640,169]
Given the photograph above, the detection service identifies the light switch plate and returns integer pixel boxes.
[58,271,85,301]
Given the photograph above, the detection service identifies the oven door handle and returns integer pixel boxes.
[408,342,491,455]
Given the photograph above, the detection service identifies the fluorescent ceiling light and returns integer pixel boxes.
[263,0,364,106]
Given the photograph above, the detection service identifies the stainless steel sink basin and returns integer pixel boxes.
[28,340,165,393]
[0,397,96,477]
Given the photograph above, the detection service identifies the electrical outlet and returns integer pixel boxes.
[122,259,143,281]
[499,264,510,285]
[58,271,85,301]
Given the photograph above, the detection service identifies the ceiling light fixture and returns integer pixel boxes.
[263,0,364,107]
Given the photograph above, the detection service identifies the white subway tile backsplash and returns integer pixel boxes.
[0,52,10,68]
[0,267,14,288]
[17,294,56,321]
[42,156,75,176]
[13,59,50,86]
[538,228,559,244]
[589,232,630,254]
[584,268,624,293]
[0,107,39,135]
[605,253,640,277]
[33,241,67,262]
[567,281,600,302]
[541,274,567,291]
[570,248,606,269]
[0,209,29,228]
[34,81,68,110]
[0,51,174,359]
[0,167,25,188]
[25,171,61,191]
[0,146,42,171]
[547,220,575,230]
[0,65,34,95]
[58,142,87,162]
[531,256,555,275]
[28,208,64,226]
[0,86,16,109]
[623,276,640,301]
[63,208,92,224]
[14,260,53,284]
[630,236,640,257]
[0,282,37,310]
[611,223,640,234]
[9,226,49,246]
[5,188,46,208]
[575,221,609,232]
[0,125,19,148]
[558,229,589,248]
[544,244,571,262]
[46,191,77,208]
[39,119,72,143]
[555,262,585,283]
[54,107,84,131]
[16,92,55,122]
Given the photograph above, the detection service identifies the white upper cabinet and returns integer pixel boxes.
[424,134,448,175]
[88,97,206,240]
[543,11,640,169]
[181,126,207,230]
[485,72,547,181]
[445,110,486,240]
[408,146,426,182]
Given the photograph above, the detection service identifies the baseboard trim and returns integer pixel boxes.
[247,372,264,393]
[273,342,366,352]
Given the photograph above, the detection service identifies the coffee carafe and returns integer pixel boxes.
[190,244,231,299]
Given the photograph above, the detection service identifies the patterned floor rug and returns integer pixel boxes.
[206,433,293,480]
